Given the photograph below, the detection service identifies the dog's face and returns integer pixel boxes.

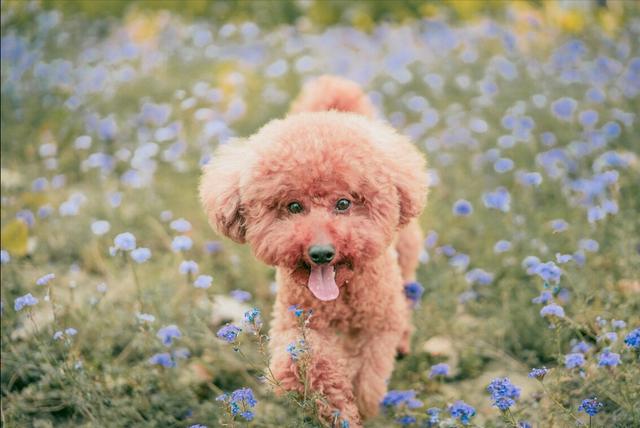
[200,112,427,300]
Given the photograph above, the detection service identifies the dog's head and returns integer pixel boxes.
[200,112,427,300]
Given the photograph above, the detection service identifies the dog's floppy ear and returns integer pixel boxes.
[372,125,429,227]
[199,140,254,243]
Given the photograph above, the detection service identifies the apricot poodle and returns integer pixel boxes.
[200,75,428,427]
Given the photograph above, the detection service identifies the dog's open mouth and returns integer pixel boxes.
[294,260,353,301]
[308,264,339,301]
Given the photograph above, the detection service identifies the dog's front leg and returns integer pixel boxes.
[270,328,362,427]
[353,330,401,419]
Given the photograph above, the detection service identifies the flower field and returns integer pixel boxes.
[1,1,639,427]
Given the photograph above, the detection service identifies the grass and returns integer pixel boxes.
[1,1,639,427]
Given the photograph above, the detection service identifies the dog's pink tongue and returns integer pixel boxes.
[308,265,339,301]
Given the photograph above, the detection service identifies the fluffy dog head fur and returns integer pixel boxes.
[200,76,427,297]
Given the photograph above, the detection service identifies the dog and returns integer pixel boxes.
[200,75,427,426]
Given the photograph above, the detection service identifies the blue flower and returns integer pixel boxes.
[217,387,257,421]
[36,273,55,286]
[579,110,599,127]
[179,260,199,275]
[578,398,603,416]
[171,235,193,252]
[149,352,175,368]
[243,308,263,332]
[404,281,424,305]
[487,377,520,411]
[288,304,305,318]
[426,408,440,426]
[597,349,621,367]
[65,327,77,336]
[465,268,494,285]
[540,303,565,319]
[531,261,562,284]
[286,339,307,361]
[482,187,510,212]
[532,290,553,304]
[380,390,423,409]
[624,328,640,348]
[130,247,151,264]
[230,289,251,302]
[14,293,38,311]
[579,239,599,253]
[528,367,548,380]
[452,199,473,216]
[53,331,64,340]
[204,240,223,254]
[571,341,592,353]
[396,415,416,425]
[494,158,514,173]
[598,332,617,343]
[550,219,568,233]
[449,400,476,425]
[113,232,136,251]
[217,324,241,343]
[157,325,181,346]
[556,253,572,264]
[551,97,577,121]
[136,312,155,323]
[517,171,542,187]
[429,363,449,378]
[91,220,110,236]
[494,240,511,253]
[565,353,586,368]
[0,249,10,264]
[169,218,191,233]
[193,275,213,289]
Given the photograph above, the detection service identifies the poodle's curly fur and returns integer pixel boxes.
[200,75,428,426]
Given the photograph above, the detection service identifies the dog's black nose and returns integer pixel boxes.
[308,245,335,265]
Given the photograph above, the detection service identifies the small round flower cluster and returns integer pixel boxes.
[578,397,603,416]
[429,363,449,378]
[216,387,257,421]
[528,367,548,380]
[449,400,476,425]
[487,377,521,411]
[216,324,242,343]
[286,339,307,361]
[403,281,424,307]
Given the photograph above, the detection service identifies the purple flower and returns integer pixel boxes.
[540,303,565,319]
[193,275,212,289]
[494,158,514,173]
[532,261,562,284]
[579,110,599,127]
[528,367,548,380]
[157,325,181,346]
[482,187,510,212]
[216,324,241,343]
[597,349,621,367]
[494,240,511,253]
[14,293,38,311]
[571,341,592,353]
[149,352,175,368]
[427,408,440,426]
[550,219,568,233]
[170,218,191,233]
[130,247,151,264]
[429,363,449,378]
[136,312,155,323]
[243,308,263,332]
[217,387,257,421]
[449,400,476,425]
[532,290,553,304]
[179,260,198,275]
[171,235,193,252]
[465,268,494,285]
[579,239,599,253]
[204,240,223,254]
[113,232,136,252]
[91,220,110,236]
[230,289,251,302]
[578,398,603,416]
[556,253,572,264]
[36,273,55,286]
[551,97,577,121]
[517,171,542,187]
[452,199,473,216]
[564,353,585,369]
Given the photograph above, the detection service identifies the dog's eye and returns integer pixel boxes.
[335,198,351,212]
[287,201,304,214]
